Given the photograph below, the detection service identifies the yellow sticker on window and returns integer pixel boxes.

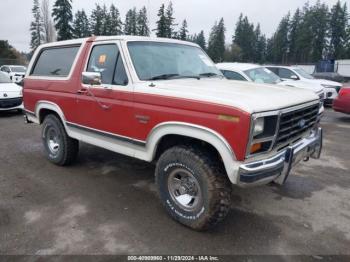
[98,55,107,65]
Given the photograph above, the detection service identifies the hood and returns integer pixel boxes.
[0,83,22,98]
[278,79,324,93]
[135,78,319,114]
[302,78,342,87]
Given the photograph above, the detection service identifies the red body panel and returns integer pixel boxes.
[333,87,350,114]
[23,41,251,161]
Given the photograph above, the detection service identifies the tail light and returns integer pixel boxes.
[339,88,350,96]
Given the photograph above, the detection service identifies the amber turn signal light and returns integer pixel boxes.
[250,143,262,154]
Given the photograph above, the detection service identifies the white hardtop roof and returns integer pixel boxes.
[216,62,262,72]
[265,65,299,70]
[37,35,199,49]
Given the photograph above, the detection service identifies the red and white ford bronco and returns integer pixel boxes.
[23,36,323,230]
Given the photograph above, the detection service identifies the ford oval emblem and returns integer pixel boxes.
[298,119,306,128]
[3,93,7,97]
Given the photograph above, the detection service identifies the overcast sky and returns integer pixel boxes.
[0,0,345,52]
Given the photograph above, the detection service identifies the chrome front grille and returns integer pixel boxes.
[275,103,319,147]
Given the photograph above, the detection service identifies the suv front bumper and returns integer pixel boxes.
[238,127,322,187]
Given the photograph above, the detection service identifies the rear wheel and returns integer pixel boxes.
[155,146,232,231]
[42,114,79,166]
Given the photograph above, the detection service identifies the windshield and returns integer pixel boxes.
[127,41,223,81]
[10,66,26,73]
[294,68,314,79]
[0,72,12,83]
[244,67,281,84]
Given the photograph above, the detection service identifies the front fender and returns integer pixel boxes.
[139,121,240,184]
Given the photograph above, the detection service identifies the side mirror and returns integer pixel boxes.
[290,75,299,80]
[82,72,102,86]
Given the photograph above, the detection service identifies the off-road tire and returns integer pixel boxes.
[155,146,232,231]
[42,114,79,166]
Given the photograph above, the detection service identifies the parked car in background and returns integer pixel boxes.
[23,36,323,230]
[266,65,341,106]
[333,87,350,114]
[312,72,346,83]
[0,72,23,112]
[217,63,325,112]
[0,65,27,83]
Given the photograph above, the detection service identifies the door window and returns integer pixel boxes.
[267,67,278,75]
[221,70,247,81]
[87,44,128,86]
[279,68,298,79]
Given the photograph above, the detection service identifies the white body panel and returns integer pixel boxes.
[0,82,23,111]
[266,65,342,101]
[217,63,324,94]
[133,78,318,114]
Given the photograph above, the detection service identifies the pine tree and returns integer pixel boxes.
[30,0,44,52]
[137,6,150,36]
[254,25,267,63]
[265,37,274,63]
[346,26,350,57]
[165,2,176,38]
[233,14,256,62]
[289,8,302,63]
[155,4,167,37]
[270,13,290,63]
[108,4,123,35]
[52,0,73,40]
[179,19,188,40]
[196,31,206,50]
[329,1,348,59]
[296,4,314,62]
[73,10,90,38]
[90,4,104,36]
[41,0,56,43]
[309,1,329,62]
[100,4,111,35]
[124,8,137,35]
[207,18,226,63]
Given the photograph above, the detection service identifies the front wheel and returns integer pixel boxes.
[155,146,232,231]
[42,114,79,166]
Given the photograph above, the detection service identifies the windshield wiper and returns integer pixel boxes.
[147,74,200,81]
[147,74,180,80]
[199,72,223,78]
[172,75,200,80]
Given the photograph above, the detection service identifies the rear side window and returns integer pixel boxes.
[31,46,80,77]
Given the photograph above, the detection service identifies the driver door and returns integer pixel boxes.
[73,41,135,143]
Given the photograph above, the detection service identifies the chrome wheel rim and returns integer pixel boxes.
[167,168,202,211]
[46,127,60,155]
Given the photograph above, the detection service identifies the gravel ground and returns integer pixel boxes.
[0,109,349,255]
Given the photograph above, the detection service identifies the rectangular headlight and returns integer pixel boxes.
[253,117,264,137]
[247,114,279,157]
[252,115,278,139]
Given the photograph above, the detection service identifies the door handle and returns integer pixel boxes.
[77,88,88,95]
